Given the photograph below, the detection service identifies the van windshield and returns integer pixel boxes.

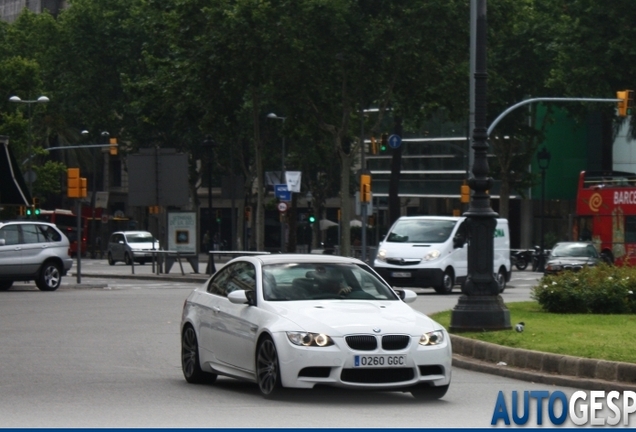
[386,219,457,243]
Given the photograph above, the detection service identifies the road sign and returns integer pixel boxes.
[388,134,402,149]
[277,202,288,213]
[274,184,291,201]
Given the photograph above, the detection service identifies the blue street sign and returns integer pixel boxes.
[274,184,291,201]
[388,134,402,149]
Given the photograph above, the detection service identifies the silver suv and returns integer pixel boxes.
[0,221,74,291]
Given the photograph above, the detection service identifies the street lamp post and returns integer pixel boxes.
[267,113,287,252]
[9,95,49,200]
[203,136,216,274]
[537,147,551,272]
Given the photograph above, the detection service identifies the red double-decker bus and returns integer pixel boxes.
[575,170,636,265]
[37,209,88,257]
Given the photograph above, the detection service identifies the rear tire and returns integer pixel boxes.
[124,253,132,265]
[0,280,13,291]
[514,257,527,271]
[36,261,62,291]
[434,269,454,294]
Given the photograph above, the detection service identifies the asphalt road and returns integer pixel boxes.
[1,267,600,428]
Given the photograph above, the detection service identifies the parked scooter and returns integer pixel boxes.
[511,249,533,271]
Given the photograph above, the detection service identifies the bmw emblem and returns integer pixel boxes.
[373,328,381,333]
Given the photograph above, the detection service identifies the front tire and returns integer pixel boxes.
[36,261,62,291]
[124,253,132,265]
[434,269,454,294]
[496,269,507,293]
[514,257,527,271]
[107,252,116,266]
[0,280,13,291]
[181,325,217,384]
[411,384,449,400]
[256,337,283,398]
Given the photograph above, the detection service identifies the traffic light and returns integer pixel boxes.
[19,206,25,216]
[109,137,118,156]
[370,136,378,155]
[216,210,221,222]
[461,184,470,203]
[380,133,388,153]
[245,206,252,222]
[337,209,341,221]
[360,174,371,203]
[149,206,161,214]
[368,214,375,226]
[33,197,40,216]
[617,90,634,116]
[308,214,316,224]
[80,177,87,198]
[67,168,81,198]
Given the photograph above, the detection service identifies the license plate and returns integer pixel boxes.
[391,272,411,278]
[354,355,407,368]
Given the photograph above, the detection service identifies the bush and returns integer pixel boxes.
[532,264,636,314]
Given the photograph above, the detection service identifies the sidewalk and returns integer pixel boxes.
[71,256,636,391]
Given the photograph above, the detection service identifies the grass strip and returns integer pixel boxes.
[430,301,636,364]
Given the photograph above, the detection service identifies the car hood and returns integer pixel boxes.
[127,241,159,250]
[269,300,442,336]
[547,257,598,266]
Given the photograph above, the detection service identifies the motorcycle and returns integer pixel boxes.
[531,245,551,272]
[511,249,533,271]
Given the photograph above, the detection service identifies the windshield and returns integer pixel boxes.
[262,263,399,301]
[550,243,598,258]
[386,219,456,243]
[126,233,155,243]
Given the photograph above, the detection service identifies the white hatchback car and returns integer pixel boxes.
[107,231,160,265]
[181,254,452,399]
[0,220,73,291]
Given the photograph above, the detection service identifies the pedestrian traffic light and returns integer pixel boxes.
[80,177,87,198]
[67,168,81,198]
[370,136,378,155]
[109,137,118,156]
[380,133,388,153]
[461,184,470,203]
[308,214,316,224]
[216,210,221,222]
[245,206,251,222]
[368,214,375,227]
[360,174,371,203]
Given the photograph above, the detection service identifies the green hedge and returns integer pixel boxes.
[532,264,636,314]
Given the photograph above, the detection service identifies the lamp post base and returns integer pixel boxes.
[449,295,511,332]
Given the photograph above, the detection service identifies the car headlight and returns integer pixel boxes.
[423,250,441,261]
[376,249,387,262]
[287,332,334,347]
[419,330,445,346]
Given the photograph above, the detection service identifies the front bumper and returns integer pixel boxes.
[373,266,444,289]
[272,331,452,391]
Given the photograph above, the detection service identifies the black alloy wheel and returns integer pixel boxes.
[181,325,217,384]
[256,337,282,398]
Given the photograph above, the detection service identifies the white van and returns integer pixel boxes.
[373,216,511,294]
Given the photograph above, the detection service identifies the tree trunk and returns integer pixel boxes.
[252,90,265,251]
[338,140,352,257]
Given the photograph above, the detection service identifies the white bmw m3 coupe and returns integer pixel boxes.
[181,254,452,399]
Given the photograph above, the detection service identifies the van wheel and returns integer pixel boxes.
[434,269,454,294]
[496,269,506,293]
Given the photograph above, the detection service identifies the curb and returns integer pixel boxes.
[451,334,636,391]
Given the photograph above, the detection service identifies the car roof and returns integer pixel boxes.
[248,254,367,266]
[0,220,57,227]
[111,231,153,235]
[554,241,593,246]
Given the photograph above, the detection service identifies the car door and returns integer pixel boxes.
[20,224,48,275]
[202,262,260,371]
[0,225,22,276]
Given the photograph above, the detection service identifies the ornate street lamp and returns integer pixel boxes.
[449,0,511,332]
[537,147,551,272]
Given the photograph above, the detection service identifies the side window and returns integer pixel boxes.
[207,262,256,297]
[39,226,62,242]
[0,225,20,245]
[22,224,42,244]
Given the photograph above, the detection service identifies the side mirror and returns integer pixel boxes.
[228,290,254,306]
[453,236,465,248]
[395,289,417,303]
